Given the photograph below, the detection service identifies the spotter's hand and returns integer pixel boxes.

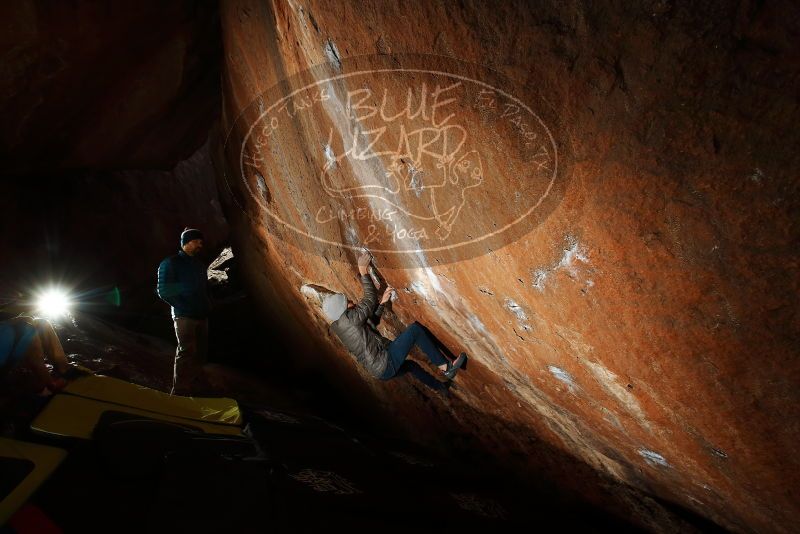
[357,251,372,276]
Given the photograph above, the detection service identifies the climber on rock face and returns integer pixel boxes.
[323,251,467,382]
[157,228,211,395]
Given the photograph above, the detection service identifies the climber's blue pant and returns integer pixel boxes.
[381,322,448,380]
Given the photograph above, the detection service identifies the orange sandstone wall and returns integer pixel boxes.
[218,1,800,531]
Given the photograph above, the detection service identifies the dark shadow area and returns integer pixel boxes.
[12,396,647,533]
[394,360,450,393]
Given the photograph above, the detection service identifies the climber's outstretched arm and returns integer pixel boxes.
[370,286,393,326]
[349,252,376,324]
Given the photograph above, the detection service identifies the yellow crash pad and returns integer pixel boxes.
[31,394,243,440]
[63,374,241,426]
[0,438,67,525]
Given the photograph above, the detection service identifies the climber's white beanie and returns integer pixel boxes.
[322,293,348,322]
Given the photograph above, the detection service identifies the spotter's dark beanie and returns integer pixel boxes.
[181,228,204,246]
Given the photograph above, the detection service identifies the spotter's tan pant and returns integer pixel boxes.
[172,317,208,395]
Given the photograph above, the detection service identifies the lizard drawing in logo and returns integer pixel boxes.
[320,116,484,241]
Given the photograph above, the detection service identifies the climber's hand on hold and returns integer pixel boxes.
[381,286,394,304]
[357,251,372,276]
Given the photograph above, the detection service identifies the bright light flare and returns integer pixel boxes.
[35,288,71,319]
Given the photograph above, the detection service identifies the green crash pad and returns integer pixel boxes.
[62,374,241,426]
[30,394,243,440]
[0,438,67,525]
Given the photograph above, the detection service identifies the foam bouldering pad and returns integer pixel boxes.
[0,438,67,525]
[62,374,241,426]
[30,395,243,440]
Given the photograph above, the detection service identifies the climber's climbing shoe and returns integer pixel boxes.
[443,353,467,380]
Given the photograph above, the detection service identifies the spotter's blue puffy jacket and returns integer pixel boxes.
[157,250,210,319]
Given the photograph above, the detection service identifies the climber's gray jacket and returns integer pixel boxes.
[331,275,390,378]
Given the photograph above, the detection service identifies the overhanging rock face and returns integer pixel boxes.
[218,1,799,531]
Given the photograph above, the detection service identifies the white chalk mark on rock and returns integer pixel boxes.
[532,237,589,292]
[324,39,342,70]
[408,163,423,197]
[345,226,360,248]
[532,269,548,291]
[323,144,336,168]
[504,297,532,332]
[583,360,651,431]
[253,171,266,195]
[504,298,528,322]
[548,365,578,394]
[638,448,670,468]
